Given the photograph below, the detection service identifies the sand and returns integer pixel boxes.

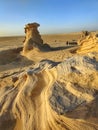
[0,32,98,130]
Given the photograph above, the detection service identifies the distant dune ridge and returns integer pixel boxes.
[0,23,98,130]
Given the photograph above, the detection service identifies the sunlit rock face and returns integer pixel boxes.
[23,22,43,52]
[0,55,98,130]
[77,32,98,54]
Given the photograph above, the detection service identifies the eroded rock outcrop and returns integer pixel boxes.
[77,32,98,54]
[23,22,52,53]
[23,22,43,52]
[0,56,98,130]
[80,31,90,39]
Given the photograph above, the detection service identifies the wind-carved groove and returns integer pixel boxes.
[0,57,98,130]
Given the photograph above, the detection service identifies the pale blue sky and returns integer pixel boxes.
[0,0,98,36]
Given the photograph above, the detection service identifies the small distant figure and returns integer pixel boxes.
[66,41,69,46]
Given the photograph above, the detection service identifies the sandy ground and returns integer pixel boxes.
[0,33,98,130]
[0,33,80,73]
[0,33,81,50]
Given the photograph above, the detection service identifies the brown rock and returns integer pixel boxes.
[12,76,18,83]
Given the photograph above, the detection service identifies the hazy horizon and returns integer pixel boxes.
[0,0,98,36]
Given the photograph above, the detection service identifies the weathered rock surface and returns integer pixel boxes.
[77,32,98,54]
[1,23,98,130]
[0,55,98,130]
[80,31,90,39]
[23,22,44,52]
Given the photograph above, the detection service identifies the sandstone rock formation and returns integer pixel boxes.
[81,31,90,39]
[1,23,98,130]
[0,55,98,130]
[23,22,43,52]
[77,32,98,54]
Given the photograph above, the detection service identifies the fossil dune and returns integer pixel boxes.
[77,32,98,54]
[0,23,98,130]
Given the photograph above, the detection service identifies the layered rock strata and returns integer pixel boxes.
[23,22,43,52]
[77,32,98,54]
[0,56,98,130]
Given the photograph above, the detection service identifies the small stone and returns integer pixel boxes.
[12,76,18,83]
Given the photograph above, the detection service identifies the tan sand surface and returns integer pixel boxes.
[0,32,98,130]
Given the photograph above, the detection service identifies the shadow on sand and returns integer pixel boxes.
[37,43,79,52]
[0,45,78,73]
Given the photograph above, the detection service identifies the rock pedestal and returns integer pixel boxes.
[23,22,43,52]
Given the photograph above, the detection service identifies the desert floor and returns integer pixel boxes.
[0,33,81,73]
[0,33,81,50]
[1,33,98,130]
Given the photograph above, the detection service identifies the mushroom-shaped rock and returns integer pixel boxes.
[23,22,43,52]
